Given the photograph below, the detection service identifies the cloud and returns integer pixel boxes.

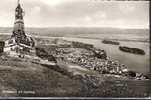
[93,11,107,20]
[118,2,136,13]
[39,0,70,6]
[0,0,149,28]
[85,16,92,22]
[32,6,41,14]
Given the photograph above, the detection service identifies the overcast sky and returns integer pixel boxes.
[0,0,149,29]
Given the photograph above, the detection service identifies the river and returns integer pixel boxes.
[62,37,150,75]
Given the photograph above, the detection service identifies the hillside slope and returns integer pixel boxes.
[0,54,150,97]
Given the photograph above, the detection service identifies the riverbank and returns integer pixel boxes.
[59,37,149,75]
[35,38,149,80]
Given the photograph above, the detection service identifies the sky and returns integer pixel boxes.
[0,0,149,29]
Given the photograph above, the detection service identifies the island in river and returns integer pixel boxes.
[119,46,145,55]
[102,39,120,45]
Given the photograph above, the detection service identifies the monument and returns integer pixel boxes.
[4,0,35,57]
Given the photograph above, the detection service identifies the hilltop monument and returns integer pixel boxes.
[4,0,35,57]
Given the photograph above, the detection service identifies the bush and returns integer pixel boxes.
[0,41,5,47]
[35,47,48,59]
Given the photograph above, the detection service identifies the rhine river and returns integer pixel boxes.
[61,37,150,76]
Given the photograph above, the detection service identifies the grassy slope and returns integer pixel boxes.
[0,55,150,97]
[0,56,85,97]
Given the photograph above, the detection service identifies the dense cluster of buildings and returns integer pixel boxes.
[50,46,128,75]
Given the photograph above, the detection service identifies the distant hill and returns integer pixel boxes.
[0,27,13,33]
[0,27,149,37]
